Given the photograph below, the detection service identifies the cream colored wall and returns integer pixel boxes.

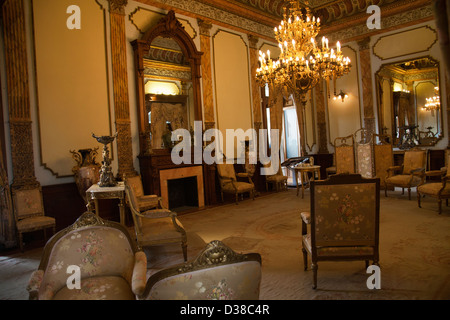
[32,0,111,181]
[212,29,253,160]
[327,45,361,145]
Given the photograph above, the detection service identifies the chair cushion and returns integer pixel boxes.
[417,182,450,196]
[139,217,185,243]
[222,181,253,193]
[326,166,336,173]
[303,234,374,257]
[266,175,288,182]
[386,174,422,187]
[138,195,159,211]
[53,276,136,300]
[17,216,55,232]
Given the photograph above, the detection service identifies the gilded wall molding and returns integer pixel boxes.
[324,5,434,43]
[140,0,275,39]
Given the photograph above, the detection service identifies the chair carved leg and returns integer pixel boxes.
[19,232,24,252]
[312,263,318,289]
[408,188,411,200]
[302,248,307,271]
[417,192,421,208]
[182,242,188,261]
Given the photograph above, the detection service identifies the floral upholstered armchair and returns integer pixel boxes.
[27,212,147,300]
[301,174,380,289]
[385,149,427,200]
[142,240,262,300]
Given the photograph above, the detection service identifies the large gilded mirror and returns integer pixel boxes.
[376,56,443,148]
[132,10,202,155]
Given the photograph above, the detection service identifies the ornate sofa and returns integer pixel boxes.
[142,240,262,300]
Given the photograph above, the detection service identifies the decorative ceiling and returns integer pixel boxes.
[137,0,433,41]
[211,0,425,25]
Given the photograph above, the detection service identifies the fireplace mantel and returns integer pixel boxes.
[138,149,217,211]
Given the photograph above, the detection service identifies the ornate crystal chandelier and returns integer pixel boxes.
[423,86,440,111]
[256,0,351,104]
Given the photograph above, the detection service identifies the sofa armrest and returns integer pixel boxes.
[132,251,148,297]
[300,211,311,224]
[27,270,44,300]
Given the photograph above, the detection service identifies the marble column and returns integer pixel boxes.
[198,19,215,130]
[108,0,137,178]
[247,34,263,132]
[358,37,376,135]
[315,81,329,154]
[2,0,39,189]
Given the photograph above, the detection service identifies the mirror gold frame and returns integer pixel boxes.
[375,56,443,148]
[131,10,203,155]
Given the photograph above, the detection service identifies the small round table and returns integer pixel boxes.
[294,165,321,198]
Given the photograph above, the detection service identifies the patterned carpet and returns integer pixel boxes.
[1,187,450,300]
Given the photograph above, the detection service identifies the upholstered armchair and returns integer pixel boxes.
[334,135,355,174]
[417,153,450,214]
[11,186,56,252]
[264,162,288,192]
[124,179,187,261]
[124,174,160,211]
[301,174,380,289]
[142,240,262,300]
[26,212,147,300]
[373,134,394,190]
[216,163,255,204]
[385,149,427,200]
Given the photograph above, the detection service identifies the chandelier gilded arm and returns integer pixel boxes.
[255,0,351,99]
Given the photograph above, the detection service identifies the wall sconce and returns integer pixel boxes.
[333,89,348,102]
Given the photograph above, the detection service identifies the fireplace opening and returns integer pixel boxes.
[168,176,199,212]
